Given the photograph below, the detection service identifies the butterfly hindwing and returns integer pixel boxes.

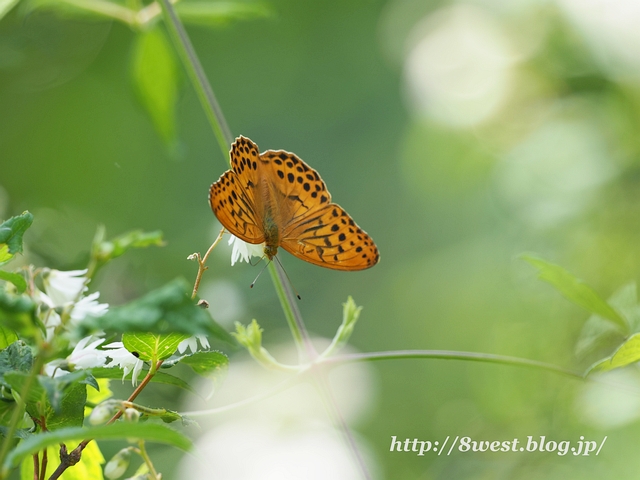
[280,203,379,271]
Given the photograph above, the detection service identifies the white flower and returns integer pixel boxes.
[68,336,108,369]
[33,289,61,342]
[44,336,108,377]
[178,334,210,354]
[103,342,145,386]
[228,235,264,266]
[70,291,109,323]
[43,269,88,306]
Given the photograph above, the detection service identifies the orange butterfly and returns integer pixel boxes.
[209,136,379,270]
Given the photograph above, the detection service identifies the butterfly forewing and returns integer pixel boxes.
[208,142,265,244]
[259,149,332,222]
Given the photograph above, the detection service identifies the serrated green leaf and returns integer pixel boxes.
[176,1,272,26]
[0,270,27,293]
[587,333,640,375]
[94,227,164,268]
[79,278,235,344]
[20,441,104,480]
[180,351,228,377]
[40,370,94,413]
[523,255,628,331]
[0,341,33,389]
[0,0,20,21]
[5,423,191,469]
[44,380,86,430]
[90,367,196,394]
[123,332,189,362]
[0,212,33,265]
[132,27,179,145]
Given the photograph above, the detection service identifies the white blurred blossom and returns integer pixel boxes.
[228,235,264,266]
[103,342,145,386]
[43,268,88,306]
[178,334,210,354]
[44,336,108,377]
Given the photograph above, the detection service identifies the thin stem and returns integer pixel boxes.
[268,262,316,362]
[156,0,233,160]
[190,227,225,299]
[311,367,371,480]
[0,355,46,476]
[138,441,160,480]
[323,350,584,378]
[32,453,38,480]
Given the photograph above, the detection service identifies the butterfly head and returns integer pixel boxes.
[264,244,278,261]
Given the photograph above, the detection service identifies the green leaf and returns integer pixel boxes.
[0,270,26,293]
[176,1,272,27]
[123,332,189,363]
[587,333,640,375]
[79,278,235,344]
[93,226,164,269]
[0,0,20,21]
[523,255,628,331]
[180,351,228,377]
[0,327,18,350]
[89,367,196,394]
[0,212,33,265]
[44,380,87,430]
[5,423,191,469]
[0,290,38,340]
[0,341,33,389]
[4,372,46,405]
[132,27,179,146]
[40,370,95,413]
[20,441,105,480]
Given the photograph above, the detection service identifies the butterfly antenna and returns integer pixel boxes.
[274,255,302,300]
[250,259,270,289]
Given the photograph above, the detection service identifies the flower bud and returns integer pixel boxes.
[124,408,140,423]
[104,448,131,479]
[89,401,118,425]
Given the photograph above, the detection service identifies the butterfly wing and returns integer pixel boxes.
[208,137,265,244]
[280,203,380,271]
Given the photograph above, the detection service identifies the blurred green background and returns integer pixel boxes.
[3,0,640,478]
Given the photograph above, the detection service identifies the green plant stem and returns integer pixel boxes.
[157,0,232,160]
[268,262,316,361]
[0,355,46,478]
[138,440,160,480]
[323,350,584,378]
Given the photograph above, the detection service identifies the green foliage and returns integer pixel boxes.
[0,0,19,20]
[0,212,32,265]
[4,423,191,470]
[0,327,18,350]
[321,296,362,358]
[92,227,164,272]
[132,27,179,146]
[588,334,640,375]
[0,341,33,390]
[523,255,628,331]
[123,332,189,363]
[179,350,228,377]
[90,367,196,394]
[0,291,38,340]
[78,278,234,343]
[0,271,26,293]
[176,1,273,27]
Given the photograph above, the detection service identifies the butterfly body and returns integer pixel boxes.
[209,136,379,270]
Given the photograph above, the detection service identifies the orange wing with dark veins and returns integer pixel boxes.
[208,137,265,244]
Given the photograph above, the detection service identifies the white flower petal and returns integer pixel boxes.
[228,235,264,266]
[44,269,88,306]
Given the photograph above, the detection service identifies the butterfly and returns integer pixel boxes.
[209,136,379,271]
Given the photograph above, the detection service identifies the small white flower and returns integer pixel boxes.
[44,336,108,377]
[43,269,88,306]
[178,334,210,354]
[228,235,264,266]
[33,289,61,341]
[68,336,108,369]
[103,342,145,386]
[70,291,109,323]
